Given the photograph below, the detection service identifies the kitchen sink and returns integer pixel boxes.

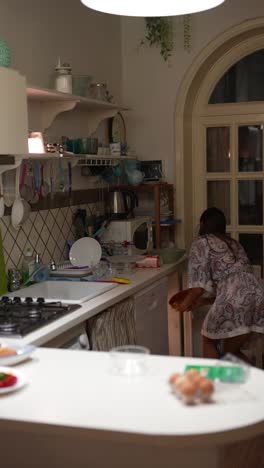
[8,280,118,304]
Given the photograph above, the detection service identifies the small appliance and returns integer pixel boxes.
[100,216,153,254]
[107,189,138,219]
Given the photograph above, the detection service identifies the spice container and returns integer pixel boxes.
[89,83,107,101]
[54,58,72,94]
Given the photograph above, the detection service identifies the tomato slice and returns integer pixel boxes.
[0,373,17,388]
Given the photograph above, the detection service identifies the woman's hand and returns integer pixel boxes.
[169,287,208,312]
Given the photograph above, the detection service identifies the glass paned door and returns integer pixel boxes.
[202,118,264,276]
[238,125,263,172]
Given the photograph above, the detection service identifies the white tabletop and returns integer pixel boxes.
[0,348,263,444]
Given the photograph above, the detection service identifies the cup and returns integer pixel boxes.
[110,345,150,377]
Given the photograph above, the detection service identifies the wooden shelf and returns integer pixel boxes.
[113,183,175,248]
[27,86,129,112]
[27,85,130,134]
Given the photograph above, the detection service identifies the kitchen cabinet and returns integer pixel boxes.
[134,277,169,355]
[0,68,28,155]
[114,182,175,248]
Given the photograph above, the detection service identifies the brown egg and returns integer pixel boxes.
[185,369,200,380]
[175,376,188,390]
[180,381,197,405]
[169,373,181,385]
[199,378,214,402]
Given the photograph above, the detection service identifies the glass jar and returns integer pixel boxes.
[54,59,72,94]
[89,83,107,101]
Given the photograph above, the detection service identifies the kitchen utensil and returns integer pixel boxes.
[68,161,72,198]
[69,237,102,268]
[11,167,31,230]
[107,189,138,219]
[2,169,16,207]
[0,174,5,218]
[59,160,65,192]
[0,229,7,295]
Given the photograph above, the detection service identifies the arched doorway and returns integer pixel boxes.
[175,17,264,275]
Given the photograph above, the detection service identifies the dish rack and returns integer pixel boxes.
[49,261,92,278]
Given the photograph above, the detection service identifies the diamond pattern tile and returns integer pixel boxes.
[0,203,100,271]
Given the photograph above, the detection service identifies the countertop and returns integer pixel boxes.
[2,260,186,347]
[0,347,263,445]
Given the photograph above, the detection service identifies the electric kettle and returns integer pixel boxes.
[107,189,138,219]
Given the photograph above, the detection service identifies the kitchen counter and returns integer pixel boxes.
[2,259,186,348]
[0,348,263,468]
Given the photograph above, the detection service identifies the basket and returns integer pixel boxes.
[150,247,186,264]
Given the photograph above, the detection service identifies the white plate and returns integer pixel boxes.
[0,366,28,395]
[0,344,36,366]
[69,237,102,267]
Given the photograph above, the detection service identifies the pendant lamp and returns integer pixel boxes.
[80,0,226,17]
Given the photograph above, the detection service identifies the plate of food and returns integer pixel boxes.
[0,344,36,366]
[0,366,28,394]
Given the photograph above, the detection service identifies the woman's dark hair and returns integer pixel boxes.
[199,207,237,259]
[199,207,226,236]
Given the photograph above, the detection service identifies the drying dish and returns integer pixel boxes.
[0,344,36,366]
[69,237,102,267]
[0,366,28,394]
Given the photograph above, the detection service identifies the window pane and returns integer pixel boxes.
[209,49,264,103]
[206,127,230,172]
[239,233,263,275]
[238,125,262,172]
[207,181,230,224]
[238,180,263,225]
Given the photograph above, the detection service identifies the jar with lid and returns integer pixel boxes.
[54,57,72,94]
[89,83,107,101]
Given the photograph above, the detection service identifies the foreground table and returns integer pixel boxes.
[0,348,263,468]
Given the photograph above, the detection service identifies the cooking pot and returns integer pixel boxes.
[107,189,138,219]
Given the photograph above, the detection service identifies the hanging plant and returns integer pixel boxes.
[142,17,173,61]
[183,15,192,52]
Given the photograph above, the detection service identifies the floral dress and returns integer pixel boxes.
[188,234,264,339]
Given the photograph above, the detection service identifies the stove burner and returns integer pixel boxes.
[0,297,81,338]
[0,322,17,333]
[27,308,42,319]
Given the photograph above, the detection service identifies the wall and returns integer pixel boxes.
[0,0,122,101]
[0,0,122,272]
[120,0,264,184]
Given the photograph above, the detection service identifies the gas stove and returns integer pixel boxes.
[0,296,81,338]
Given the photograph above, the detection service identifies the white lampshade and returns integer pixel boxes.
[80,0,226,17]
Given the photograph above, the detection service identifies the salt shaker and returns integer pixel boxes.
[54,57,72,94]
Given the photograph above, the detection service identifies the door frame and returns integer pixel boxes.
[174,17,264,248]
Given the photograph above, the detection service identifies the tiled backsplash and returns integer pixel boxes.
[0,204,97,271]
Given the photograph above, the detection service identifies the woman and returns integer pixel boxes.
[171,207,264,361]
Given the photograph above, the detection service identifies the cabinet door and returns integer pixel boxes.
[134,278,168,355]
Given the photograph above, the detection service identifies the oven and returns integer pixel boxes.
[42,322,90,350]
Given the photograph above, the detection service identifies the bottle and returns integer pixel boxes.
[54,57,72,94]
[21,247,35,284]
[33,253,50,283]
[0,229,7,295]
